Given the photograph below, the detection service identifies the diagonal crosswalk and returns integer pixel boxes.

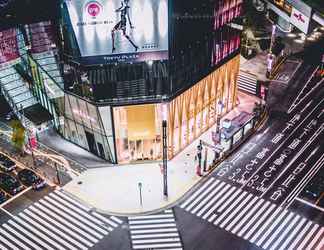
[180,177,324,250]
[128,209,183,250]
[0,189,123,250]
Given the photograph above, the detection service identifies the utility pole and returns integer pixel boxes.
[162,102,168,198]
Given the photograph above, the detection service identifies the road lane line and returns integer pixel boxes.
[296,223,319,250]
[306,228,323,250]
[0,228,25,250]
[129,219,175,224]
[130,214,174,219]
[287,220,313,250]
[130,228,178,234]
[217,189,244,213]
[3,223,34,250]
[278,217,306,250]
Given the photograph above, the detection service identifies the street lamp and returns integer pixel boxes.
[162,102,168,198]
[216,100,223,135]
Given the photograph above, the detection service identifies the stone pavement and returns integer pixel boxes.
[63,92,261,215]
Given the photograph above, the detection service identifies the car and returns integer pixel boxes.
[18,169,46,190]
[0,153,16,172]
[0,173,23,195]
[0,190,6,204]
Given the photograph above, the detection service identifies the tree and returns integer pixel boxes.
[10,119,26,154]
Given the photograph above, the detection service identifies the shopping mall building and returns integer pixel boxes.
[0,0,243,164]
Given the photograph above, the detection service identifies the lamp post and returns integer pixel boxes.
[216,100,223,141]
[162,102,168,198]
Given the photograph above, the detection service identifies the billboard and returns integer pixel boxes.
[29,21,56,54]
[65,0,168,64]
[0,29,19,65]
[290,7,310,34]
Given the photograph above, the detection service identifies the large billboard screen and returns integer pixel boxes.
[65,0,168,64]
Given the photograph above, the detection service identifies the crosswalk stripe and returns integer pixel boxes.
[250,206,283,243]
[287,220,313,250]
[7,220,47,250]
[39,199,103,240]
[45,195,109,235]
[49,192,114,230]
[185,179,220,212]
[0,228,26,250]
[269,214,300,250]
[29,205,94,248]
[54,190,90,211]
[131,233,179,239]
[191,182,226,214]
[34,202,97,245]
[214,191,247,225]
[217,188,242,213]
[208,213,217,223]
[306,227,323,250]
[129,219,175,224]
[133,243,182,249]
[111,216,123,224]
[3,223,33,250]
[131,228,178,234]
[203,186,236,220]
[220,194,254,229]
[180,178,215,209]
[225,196,259,232]
[130,214,174,220]
[198,184,231,218]
[0,235,11,250]
[19,213,74,250]
[262,212,295,249]
[296,224,319,250]
[278,217,306,250]
[133,238,180,244]
[232,199,264,236]
[314,234,324,250]
[24,209,88,250]
[130,223,177,229]
[92,211,119,228]
[241,202,273,239]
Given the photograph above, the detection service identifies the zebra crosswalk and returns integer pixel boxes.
[180,177,324,250]
[0,189,123,250]
[128,209,183,250]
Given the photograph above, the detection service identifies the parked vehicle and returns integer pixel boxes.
[0,153,16,172]
[0,173,23,195]
[0,190,6,204]
[18,169,46,190]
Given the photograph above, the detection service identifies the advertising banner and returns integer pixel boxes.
[65,0,168,64]
[0,29,19,64]
[290,7,310,34]
[29,21,55,54]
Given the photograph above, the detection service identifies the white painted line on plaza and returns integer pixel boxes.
[214,191,247,225]
[185,179,220,212]
[45,195,109,235]
[130,228,178,234]
[287,220,313,250]
[0,227,26,250]
[131,233,179,239]
[19,213,74,250]
[220,194,254,229]
[39,199,103,240]
[133,243,182,249]
[34,202,97,244]
[306,227,323,250]
[8,219,52,250]
[129,219,175,224]
[24,209,88,250]
[262,212,295,249]
[0,186,32,208]
[278,217,306,250]
[29,205,94,247]
[227,196,260,233]
[253,208,285,245]
[198,184,231,218]
[191,182,226,214]
[296,224,319,250]
[295,197,324,212]
[130,214,174,220]
[180,178,215,208]
[241,202,274,239]
[269,214,300,250]
[129,223,177,229]
[203,186,236,220]
[242,99,324,189]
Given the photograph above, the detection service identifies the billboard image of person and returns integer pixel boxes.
[64,0,168,64]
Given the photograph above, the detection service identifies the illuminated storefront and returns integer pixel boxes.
[113,55,240,163]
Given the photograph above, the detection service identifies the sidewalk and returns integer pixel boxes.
[63,92,260,215]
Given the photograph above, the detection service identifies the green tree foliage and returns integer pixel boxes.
[10,119,26,153]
